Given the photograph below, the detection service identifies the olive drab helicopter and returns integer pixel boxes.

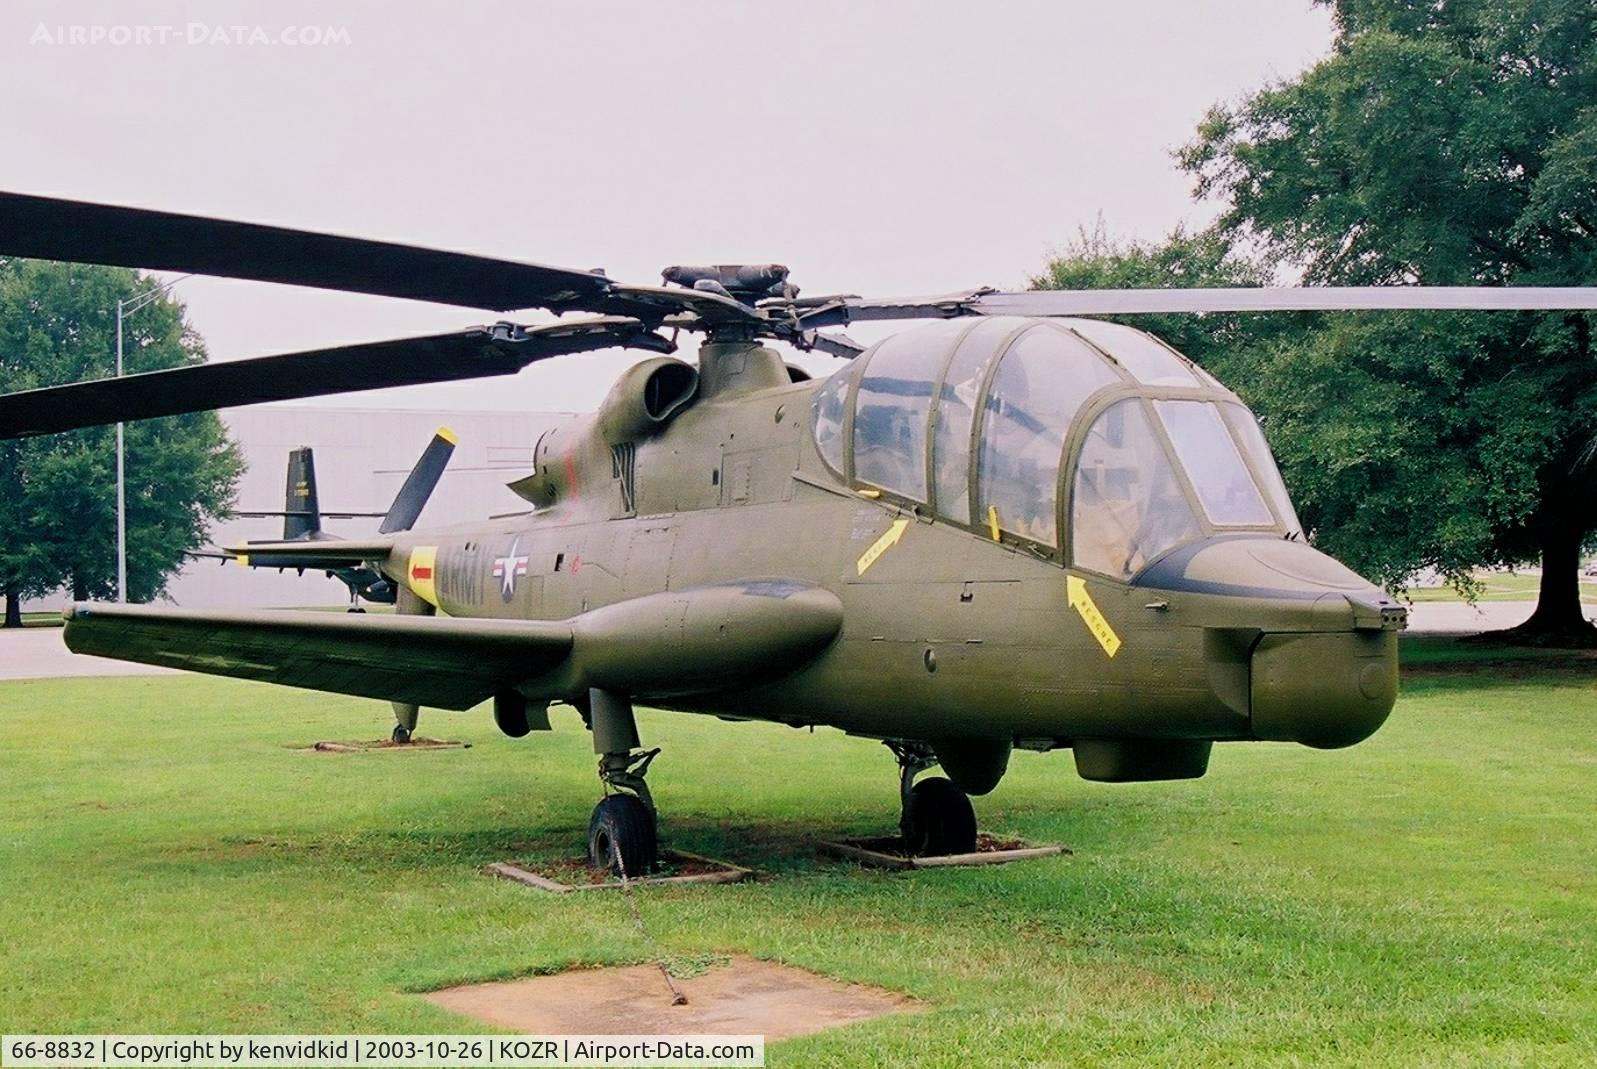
[2,191,1594,875]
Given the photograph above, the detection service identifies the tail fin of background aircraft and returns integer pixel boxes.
[283,446,321,541]
[379,428,457,534]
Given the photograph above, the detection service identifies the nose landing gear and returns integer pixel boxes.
[887,740,978,856]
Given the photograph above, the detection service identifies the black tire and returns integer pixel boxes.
[391,724,411,744]
[903,777,977,856]
[588,794,658,876]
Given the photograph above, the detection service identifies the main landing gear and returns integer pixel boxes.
[562,702,982,868]
[888,740,978,856]
[388,590,433,744]
[586,689,661,876]
[391,701,418,745]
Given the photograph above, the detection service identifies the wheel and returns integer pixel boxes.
[588,794,658,876]
[903,777,977,856]
[391,724,411,744]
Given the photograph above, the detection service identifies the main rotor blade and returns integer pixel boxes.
[799,286,1597,327]
[973,287,1597,315]
[0,317,673,439]
[0,191,619,313]
[801,330,866,358]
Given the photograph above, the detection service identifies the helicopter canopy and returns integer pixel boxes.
[811,316,1301,579]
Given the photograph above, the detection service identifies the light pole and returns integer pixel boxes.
[114,275,189,603]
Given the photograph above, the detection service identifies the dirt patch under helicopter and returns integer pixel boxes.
[294,737,471,753]
[821,832,1070,870]
[487,850,752,892]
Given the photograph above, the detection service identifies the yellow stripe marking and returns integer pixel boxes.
[856,517,910,575]
[986,504,1001,542]
[1067,575,1122,658]
[435,426,459,445]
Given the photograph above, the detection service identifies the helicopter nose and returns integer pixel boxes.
[1135,537,1403,748]
[1251,628,1398,748]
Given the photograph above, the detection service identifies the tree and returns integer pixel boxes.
[0,259,242,623]
[1173,0,1597,641]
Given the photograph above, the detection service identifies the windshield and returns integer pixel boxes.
[1154,400,1274,526]
[1221,402,1302,535]
[1073,399,1203,577]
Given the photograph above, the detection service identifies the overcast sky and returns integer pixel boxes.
[0,1,1333,410]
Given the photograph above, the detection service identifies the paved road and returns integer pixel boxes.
[1401,599,1597,633]
[1403,600,1541,634]
[0,627,179,680]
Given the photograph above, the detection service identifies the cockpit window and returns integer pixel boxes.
[1073,399,1203,577]
[854,322,966,501]
[932,318,1017,523]
[1221,401,1302,534]
[1071,319,1199,387]
[978,325,1121,546]
[811,360,851,474]
[1154,400,1274,526]
[811,317,1295,574]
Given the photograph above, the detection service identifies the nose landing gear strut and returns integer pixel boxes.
[887,740,978,856]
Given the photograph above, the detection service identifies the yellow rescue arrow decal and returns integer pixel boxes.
[1067,575,1122,658]
[856,517,911,575]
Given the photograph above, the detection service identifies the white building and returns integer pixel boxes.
[30,404,572,612]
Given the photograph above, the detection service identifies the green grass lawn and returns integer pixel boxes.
[17,611,64,627]
[1,644,1594,1067]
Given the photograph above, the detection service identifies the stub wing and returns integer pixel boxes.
[61,580,843,712]
[63,604,572,710]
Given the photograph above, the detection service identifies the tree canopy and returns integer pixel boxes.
[1039,0,1597,639]
[0,259,242,623]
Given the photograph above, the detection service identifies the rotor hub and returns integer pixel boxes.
[661,263,795,302]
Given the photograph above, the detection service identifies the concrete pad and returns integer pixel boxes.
[423,956,916,1040]
[0,627,181,680]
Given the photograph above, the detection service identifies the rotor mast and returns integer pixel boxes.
[660,264,800,398]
